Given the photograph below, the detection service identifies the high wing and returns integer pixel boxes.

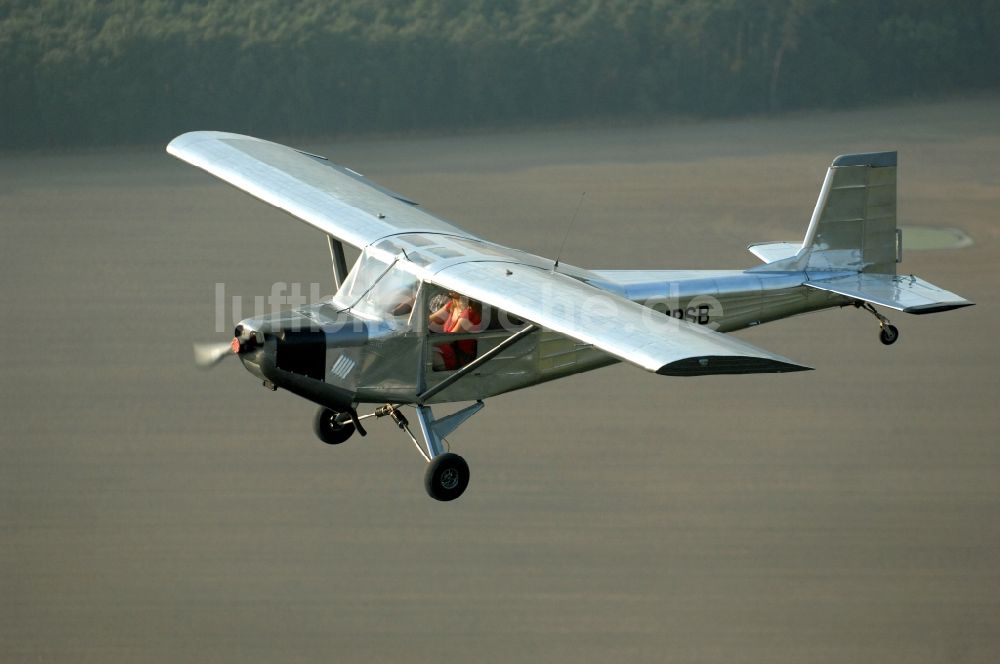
[170,131,810,377]
[167,131,476,249]
[427,261,811,376]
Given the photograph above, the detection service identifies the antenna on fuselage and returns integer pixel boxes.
[553,191,586,272]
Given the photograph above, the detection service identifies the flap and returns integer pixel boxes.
[805,273,973,314]
[167,131,476,249]
[429,261,811,376]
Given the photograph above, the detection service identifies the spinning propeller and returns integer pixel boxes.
[193,338,240,369]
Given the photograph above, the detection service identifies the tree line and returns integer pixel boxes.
[2,0,998,149]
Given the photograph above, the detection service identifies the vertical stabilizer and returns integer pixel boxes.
[802,151,898,273]
[754,151,899,274]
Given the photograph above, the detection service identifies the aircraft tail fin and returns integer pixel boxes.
[752,151,973,314]
[751,151,900,274]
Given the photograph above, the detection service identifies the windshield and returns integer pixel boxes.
[337,250,419,320]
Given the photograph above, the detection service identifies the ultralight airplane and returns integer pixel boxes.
[170,133,972,501]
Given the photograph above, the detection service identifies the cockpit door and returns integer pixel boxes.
[418,285,539,402]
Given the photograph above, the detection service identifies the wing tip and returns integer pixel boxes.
[166,130,258,155]
[657,356,813,377]
[902,301,975,315]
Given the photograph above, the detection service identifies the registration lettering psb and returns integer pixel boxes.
[663,303,711,325]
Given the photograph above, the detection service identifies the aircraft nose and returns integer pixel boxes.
[232,321,262,354]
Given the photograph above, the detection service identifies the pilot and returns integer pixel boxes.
[388,283,417,317]
[430,291,483,370]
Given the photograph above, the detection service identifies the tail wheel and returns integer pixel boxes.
[313,407,356,445]
[879,324,899,346]
[424,453,470,501]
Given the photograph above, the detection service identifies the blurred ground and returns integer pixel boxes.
[1,96,998,663]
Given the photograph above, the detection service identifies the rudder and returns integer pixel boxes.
[801,151,899,274]
[752,151,900,274]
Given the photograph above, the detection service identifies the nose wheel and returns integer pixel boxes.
[313,407,359,445]
[856,301,899,346]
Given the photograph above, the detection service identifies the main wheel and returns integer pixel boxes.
[313,407,356,445]
[879,324,899,346]
[424,453,470,502]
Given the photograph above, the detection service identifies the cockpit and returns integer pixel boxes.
[332,237,527,374]
[334,233,509,323]
[334,248,421,321]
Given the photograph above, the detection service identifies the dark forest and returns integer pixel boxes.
[2,0,998,148]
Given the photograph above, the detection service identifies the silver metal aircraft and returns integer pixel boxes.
[171,133,972,501]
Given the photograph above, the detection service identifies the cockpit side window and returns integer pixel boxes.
[427,286,487,371]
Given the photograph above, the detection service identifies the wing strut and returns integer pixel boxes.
[327,235,350,290]
[416,324,539,403]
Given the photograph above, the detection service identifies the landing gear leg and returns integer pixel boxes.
[363,402,484,501]
[856,301,899,346]
[415,404,479,502]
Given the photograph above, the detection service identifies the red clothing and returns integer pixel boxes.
[443,303,481,333]
[436,302,481,370]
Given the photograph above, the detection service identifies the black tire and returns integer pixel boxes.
[424,453,470,501]
[313,407,355,445]
[879,324,899,346]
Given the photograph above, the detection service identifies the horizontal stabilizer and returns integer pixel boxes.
[805,273,973,314]
[748,241,801,264]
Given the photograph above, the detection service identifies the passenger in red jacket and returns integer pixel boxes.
[430,291,483,370]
